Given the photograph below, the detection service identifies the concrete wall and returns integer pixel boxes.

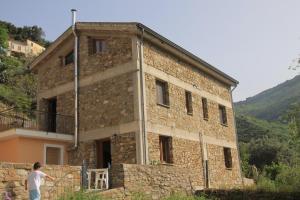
[0,162,81,200]
[0,137,70,165]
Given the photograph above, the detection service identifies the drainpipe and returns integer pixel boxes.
[71,9,79,148]
[138,27,148,164]
[230,84,245,187]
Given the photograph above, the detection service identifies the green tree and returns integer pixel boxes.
[0,25,8,53]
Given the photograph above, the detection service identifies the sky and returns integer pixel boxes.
[0,0,299,101]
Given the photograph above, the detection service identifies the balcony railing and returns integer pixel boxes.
[0,109,74,135]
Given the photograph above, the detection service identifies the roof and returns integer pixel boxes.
[29,22,238,86]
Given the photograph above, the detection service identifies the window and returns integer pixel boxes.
[185,91,193,115]
[156,79,169,106]
[159,136,173,163]
[64,50,74,65]
[89,38,107,54]
[18,45,21,51]
[223,147,232,169]
[44,144,63,165]
[202,98,208,120]
[219,105,227,125]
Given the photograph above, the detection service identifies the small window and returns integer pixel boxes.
[89,38,107,54]
[159,136,173,163]
[64,50,74,65]
[185,91,193,115]
[202,98,208,120]
[18,45,21,51]
[31,42,33,47]
[156,80,169,106]
[219,105,227,125]
[45,145,63,165]
[223,147,232,169]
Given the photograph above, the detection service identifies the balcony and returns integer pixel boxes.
[0,108,74,135]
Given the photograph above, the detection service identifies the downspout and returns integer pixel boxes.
[138,27,148,164]
[230,84,245,187]
[71,9,79,148]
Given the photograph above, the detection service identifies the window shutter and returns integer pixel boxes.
[88,37,94,55]
[156,82,164,104]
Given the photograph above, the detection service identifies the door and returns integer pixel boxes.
[96,139,111,168]
[47,98,57,132]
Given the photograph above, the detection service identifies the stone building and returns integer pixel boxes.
[28,22,242,189]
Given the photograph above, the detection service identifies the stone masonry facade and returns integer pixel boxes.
[31,22,242,190]
[0,162,80,200]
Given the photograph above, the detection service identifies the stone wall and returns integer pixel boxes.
[68,141,96,168]
[147,132,204,186]
[0,162,81,200]
[78,73,134,132]
[110,164,201,200]
[111,132,137,165]
[143,39,242,190]
[145,72,236,142]
[36,33,132,92]
[79,33,132,78]
[68,132,137,168]
[143,41,231,101]
[206,144,242,188]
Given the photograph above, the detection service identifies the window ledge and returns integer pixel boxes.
[64,63,74,67]
[203,118,209,121]
[187,112,193,116]
[221,123,228,127]
[226,167,233,170]
[157,103,170,108]
[160,162,174,166]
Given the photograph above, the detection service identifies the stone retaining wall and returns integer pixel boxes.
[0,162,81,200]
[110,164,201,200]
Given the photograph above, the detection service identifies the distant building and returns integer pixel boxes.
[7,38,45,57]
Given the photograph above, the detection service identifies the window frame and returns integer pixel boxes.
[223,147,232,169]
[202,97,209,120]
[159,135,173,164]
[185,90,193,115]
[89,38,107,55]
[64,50,74,66]
[219,105,228,126]
[44,144,64,165]
[155,79,170,108]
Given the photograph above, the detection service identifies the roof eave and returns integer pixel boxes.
[136,23,239,86]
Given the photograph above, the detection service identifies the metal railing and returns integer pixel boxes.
[0,109,74,135]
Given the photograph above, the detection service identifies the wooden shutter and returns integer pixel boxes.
[88,37,95,55]
[223,147,232,168]
[202,98,208,119]
[186,91,193,114]
[156,81,164,105]
[46,147,61,165]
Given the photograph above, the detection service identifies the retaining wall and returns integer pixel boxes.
[0,162,81,200]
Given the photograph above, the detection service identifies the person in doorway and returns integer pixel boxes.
[25,162,55,200]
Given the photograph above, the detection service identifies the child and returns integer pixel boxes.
[25,162,55,200]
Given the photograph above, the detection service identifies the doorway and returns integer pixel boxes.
[96,139,111,168]
[47,97,57,132]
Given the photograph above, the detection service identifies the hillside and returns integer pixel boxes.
[0,21,48,111]
[235,75,300,122]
